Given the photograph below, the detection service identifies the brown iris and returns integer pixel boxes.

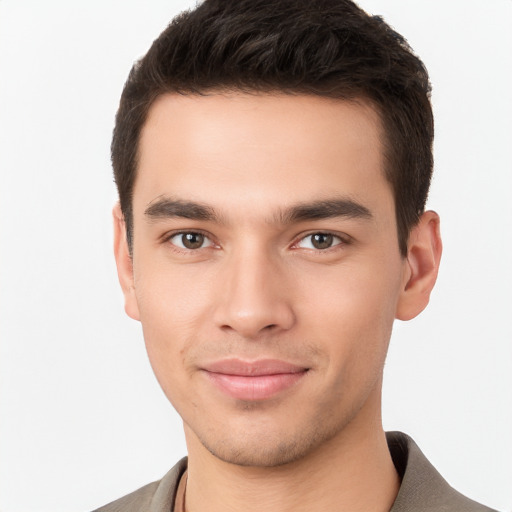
[311,233,334,250]
[181,232,205,249]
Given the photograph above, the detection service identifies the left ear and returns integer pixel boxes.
[395,211,442,321]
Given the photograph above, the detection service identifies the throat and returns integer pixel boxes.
[183,427,400,512]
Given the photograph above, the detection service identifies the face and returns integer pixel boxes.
[117,93,415,467]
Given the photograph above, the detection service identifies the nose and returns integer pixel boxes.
[213,249,296,339]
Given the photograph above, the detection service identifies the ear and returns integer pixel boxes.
[395,211,442,321]
[113,203,140,321]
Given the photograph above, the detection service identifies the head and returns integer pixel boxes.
[112,0,434,257]
[112,0,441,468]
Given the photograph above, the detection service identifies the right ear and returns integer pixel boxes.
[113,203,140,321]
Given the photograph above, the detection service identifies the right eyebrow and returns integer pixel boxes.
[144,197,219,222]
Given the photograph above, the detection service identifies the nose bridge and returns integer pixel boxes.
[214,241,295,338]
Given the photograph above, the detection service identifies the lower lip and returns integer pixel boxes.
[204,371,307,401]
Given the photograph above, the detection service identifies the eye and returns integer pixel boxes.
[296,232,344,250]
[168,232,214,250]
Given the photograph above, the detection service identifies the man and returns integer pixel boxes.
[95,0,497,510]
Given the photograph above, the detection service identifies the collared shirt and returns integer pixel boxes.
[93,432,498,512]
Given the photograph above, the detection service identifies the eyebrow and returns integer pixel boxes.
[144,196,372,224]
[277,198,372,224]
[145,197,219,222]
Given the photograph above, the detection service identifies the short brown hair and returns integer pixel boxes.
[112,0,433,256]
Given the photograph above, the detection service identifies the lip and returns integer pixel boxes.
[201,358,309,401]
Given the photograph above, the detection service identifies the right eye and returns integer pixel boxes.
[168,232,214,250]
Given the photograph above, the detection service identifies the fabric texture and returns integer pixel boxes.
[93,432,498,512]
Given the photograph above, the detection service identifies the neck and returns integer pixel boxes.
[183,387,399,512]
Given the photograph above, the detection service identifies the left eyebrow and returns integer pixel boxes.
[276,198,373,224]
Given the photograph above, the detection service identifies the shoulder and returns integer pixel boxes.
[92,457,188,512]
[92,481,159,512]
[387,432,498,512]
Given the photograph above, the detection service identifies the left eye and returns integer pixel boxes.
[296,233,343,250]
[169,232,213,250]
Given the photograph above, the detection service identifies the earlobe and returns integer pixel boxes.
[395,211,442,321]
[112,203,140,321]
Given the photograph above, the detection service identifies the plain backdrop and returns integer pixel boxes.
[0,1,511,511]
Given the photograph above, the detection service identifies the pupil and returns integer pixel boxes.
[312,233,333,249]
[183,233,204,249]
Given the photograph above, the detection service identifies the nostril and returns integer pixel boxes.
[214,300,296,338]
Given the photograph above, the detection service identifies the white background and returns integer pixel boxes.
[0,1,510,511]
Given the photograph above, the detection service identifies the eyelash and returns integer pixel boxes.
[163,230,351,254]
[163,230,217,252]
[292,231,349,251]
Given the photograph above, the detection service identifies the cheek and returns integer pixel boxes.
[133,262,215,391]
[297,257,402,376]
[135,257,215,328]
[309,287,394,428]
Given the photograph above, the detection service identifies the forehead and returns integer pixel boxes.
[134,92,391,217]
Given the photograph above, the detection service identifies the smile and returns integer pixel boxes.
[201,359,309,401]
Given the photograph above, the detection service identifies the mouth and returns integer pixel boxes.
[201,358,309,401]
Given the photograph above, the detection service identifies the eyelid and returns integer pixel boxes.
[160,229,351,252]
[162,229,218,250]
[292,231,351,250]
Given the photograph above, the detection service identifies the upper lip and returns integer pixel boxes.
[202,358,308,376]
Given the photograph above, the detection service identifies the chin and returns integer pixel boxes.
[205,441,303,467]
[195,419,342,468]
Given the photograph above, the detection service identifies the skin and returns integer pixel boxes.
[114,93,442,512]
